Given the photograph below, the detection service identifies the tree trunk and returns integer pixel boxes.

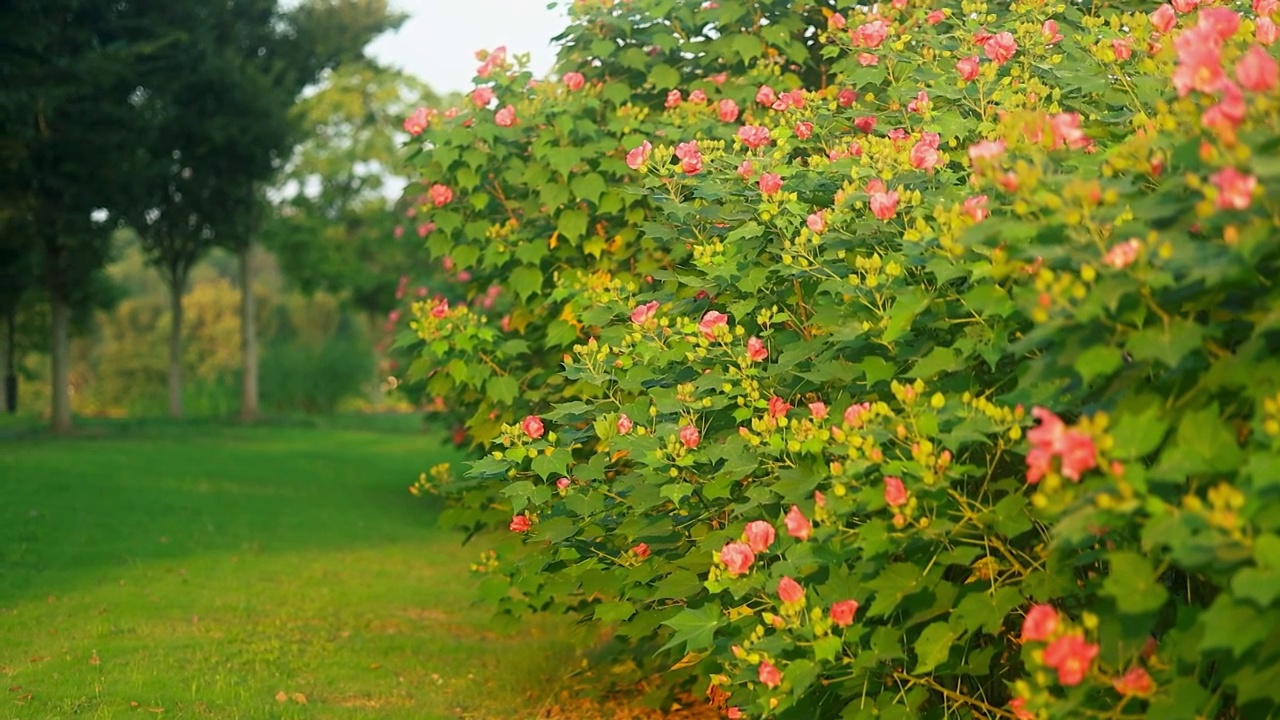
[239,244,259,422]
[167,280,184,419]
[50,295,71,432]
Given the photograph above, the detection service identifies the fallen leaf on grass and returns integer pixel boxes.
[292,693,307,704]
[275,691,288,703]
[90,652,100,666]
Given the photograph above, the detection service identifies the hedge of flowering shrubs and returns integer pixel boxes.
[397,0,1280,717]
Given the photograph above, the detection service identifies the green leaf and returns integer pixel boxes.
[570,172,607,206]
[950,586,1022,636]
[814,635,842,663]
[1232,534,1280,606]
[865,563,931,618]
[530,447,573,479]
[509,265,544,300]
[1108,395,1169,460]
[648,64,680,89]
[1126,319,1204,368]
[557,209,589,241]
[500,480,537,512]
[1101,552,1168,614]
[486,375,519,406]
[594,600,635,623]
[467,455,509,479]
[659,604,721,653]
[912,622,957,674]
[1073,345,1123,384]
[1198,595,1264,657]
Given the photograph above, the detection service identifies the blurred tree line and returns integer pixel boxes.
[0,0,450,429]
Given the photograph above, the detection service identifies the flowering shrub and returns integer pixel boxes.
[401,0,1280,718]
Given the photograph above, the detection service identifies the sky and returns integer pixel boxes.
[368,0,570,95]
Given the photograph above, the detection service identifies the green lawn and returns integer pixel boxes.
[0,418,587,719]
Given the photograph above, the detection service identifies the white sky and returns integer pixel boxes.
[369,0,570,95]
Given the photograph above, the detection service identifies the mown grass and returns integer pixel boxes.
[0,417,589,719]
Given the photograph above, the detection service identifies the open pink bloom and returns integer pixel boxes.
[494,105,517,127]
[617,413,634,435]
[844,401,871,426]
[968,139,1006,163]
[852,20,889,48]
[744,520,776,553]
[1258,0,1279,15]
[1202,82,1248,129]
[755,85,778,105]
[1009,697,1035,720]
[475,46,507,78]
[883,476,908,507]
[563,71,585,91]
[631,543,650,559]
[1258,17,1279,45]
[631,300,659,325]
[1051,112,1090,150]
[1199,7,1241,40]
[625,140,653,170]
[1041,19,1064,44]
[1113,38,1133,61]
[757,661,782,688]
[509,515,531,532]
[854,115,877,133]
[1236,44,1279,91]
[907,90,930,113]
[1043,634,1100,686]
[746,336,768,362]
[1173,26,1226,96]
[403,107,430,136]
[785,505,812,540]
[521,415,545,439]
[1172,0,1197,12]
[794,121,814,139]
[737,125,772,150]
[1104,239,1142,269]
[777,576,804,604]
[837,88,857,107]
[1151,3,1178,32]
[869,190,899,220]
[759,173,783,195]
[829,12,847,29]
[808,402,828,421]
[806,211,826,234]
[665,89,682,108]
[1026,407,1098,483]
[1021,604,1059,642]
[984,31,1018,64]
[428,183,453,207]
[1112,666,1155,697]
[718,98,740,122]
[910,137,940,170]
[857,52,879,66]
[726,708,743,720]
[471,86,496,107]
[720,541,755,575]
[699,310,728,338]
[430,299,449,318]
[964,195,989,222]
[688,89,708,104]
[926,9,945,24]
[1212,167,1257,209]
[767,395,791,419]
[830,599,859,627]
[681,152,703,174]
[679,424,701,449]
[957,56,981,81]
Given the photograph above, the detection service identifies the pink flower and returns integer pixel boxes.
[808,402,828,421]
[475,46,507,78]
[430,299,449,318]
[1258,0,1279,15]
[844,401,871,426]
[887,127,908,142]
[1043,634,1100,686]
[777,576,804,604]
[1259,17,1279,44]
[964,195,989,222]
[784,505,812,540]
[1212,167,1257,210]
[471,86,496,107]
[720,541,755,575]
[665,89,682,108]
[681,152,703,175]
[1173,26,1226,96]
[679,424,701,449]
[521,415,545,439]
[1051,112,1090,150]
[688,89,708,104]
[758,173,783,196]
[617,413,634,435]
[1112,666,1155,697]
[1026,407,1098,483]
[869,189,899,220]
[910,136,940,171]
[563,71,585,91]
[718,98,740,122]
[625,140,653,170]
[746,336,768,362]
[556,477,571,490]
[1199,7,1241,40]
[829,12,847,29]
[509,514,531,532]
[854,115,877,133]
[726,709,742,720]
[1151,4,1178,32]
[1172,0,1197,12]
[737,125,771,150]
[403,107,429,136]
[1021,604,1059,642]
[837,88,857,107]
[984,31,1018,64]
[631,542,650,559]
[857,52,879,66]
[1009,697,1034,720]
[428,183,453,207]
[1236,44,1279,91]
[631,300,659,325]
[1104,239,1141,269]
[907,90,930,113]
[1041,19,1064,44]
[767,396,791,419]
[968,139,1006,164]
[744,520,776,553]
[806,211,826,234]
[926,9,945,24]
[830,600,859,627]
[957,56,981,81]
[853,20,890,48]
[755,85,777,105]
[736,160,755,180]
[494,105,517,127]
[699,310,728,339]
[883,476,908,507]
[794,121,814,139]
[757,661,781,688]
